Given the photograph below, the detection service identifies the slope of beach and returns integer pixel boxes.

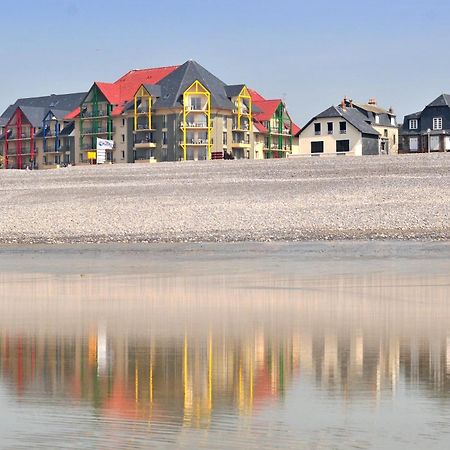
[0,154,449,244]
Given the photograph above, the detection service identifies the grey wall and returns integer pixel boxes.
[362,135,379,155]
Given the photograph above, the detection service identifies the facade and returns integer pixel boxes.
[297,98,398,157]
[400,94,450,153]
[1,61,299,168]
[250,90,300,159]
[0,93,86,169]
[70,60,300,164]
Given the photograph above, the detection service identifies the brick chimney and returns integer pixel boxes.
[368,98,377,106]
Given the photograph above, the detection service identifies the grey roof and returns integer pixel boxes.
[225,85,245,98]
[0,92,86,126]
[427,94,450,108]
[301,105,379,136]
[153,60,235,110]
[142,84,161,98]
[60,121,75,136]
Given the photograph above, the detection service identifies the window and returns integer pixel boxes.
[433,117,443,130]
[162,115,167,128]
[409,119,418,130]
[311,141,324,154]
[327,122,333,134]
[409,137,418,151]
[223,132,227,145]
[162,131,167,145]
[190,98,202,110]
[336,140,350,152]
[122,119,125,126]
[223,117,227,129]
[314,123,321,135]
[122,151,125,159]
[393,134,396,145]
[375,114,380,124]
[121,134,125,143]
[384,129,388,138]
[339,122,347,134]
[390,117,396,126]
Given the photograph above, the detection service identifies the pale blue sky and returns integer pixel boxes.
[1,0,449,125]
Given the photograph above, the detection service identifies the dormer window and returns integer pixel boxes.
[375,114,380,124]
[390,117,396,126]
[433,117,443,130]
[409,119,418,130]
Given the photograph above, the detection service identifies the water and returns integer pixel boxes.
[0,242,449,449]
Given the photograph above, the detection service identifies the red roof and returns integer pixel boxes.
[292,123,301,135]
[65,65,179,119]
[253,99,282,122]
[248,89,266,103]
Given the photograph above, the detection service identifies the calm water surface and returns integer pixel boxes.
[0,242,449,449]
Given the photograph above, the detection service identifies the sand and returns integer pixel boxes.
[0,153,449,244]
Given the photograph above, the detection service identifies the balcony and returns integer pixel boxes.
[180,138,209,146]
[232,141,251,148]
[181,121,208,129]
[81,127,116,135]
[134,141,156,149]
[81,110,109,119]
[134,123,155,133]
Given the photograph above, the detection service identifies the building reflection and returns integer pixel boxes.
[1,325,449,425]
[1,266,450,426]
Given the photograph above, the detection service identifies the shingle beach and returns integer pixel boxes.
[1,154,450,244]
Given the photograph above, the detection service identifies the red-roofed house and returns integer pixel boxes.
[250,90,300,159]
[73,66,179,164]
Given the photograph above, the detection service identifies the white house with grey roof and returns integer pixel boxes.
[296,103,381,156]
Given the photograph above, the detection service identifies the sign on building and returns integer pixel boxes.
[96,138,114,164]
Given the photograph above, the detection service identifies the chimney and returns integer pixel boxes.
[341,99,346,111]
[368,98,377,106]
[388,106,394,114]
[349,99,354,108]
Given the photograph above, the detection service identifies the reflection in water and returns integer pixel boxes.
[0,246,450,448]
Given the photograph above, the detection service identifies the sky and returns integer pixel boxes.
[1,0,450,125]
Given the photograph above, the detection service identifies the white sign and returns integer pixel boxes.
[96,138,114,164]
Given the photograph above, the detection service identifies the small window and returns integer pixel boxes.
[393,134,396,145]
[122,119,125,126]
[162,115,167,128]
[327,122,333,134]
[390,116,396,126]
[433,117,443,130]
[339,122,347,134]
[336,140,350,152]
[384,129,388,138]
[223,117,227,129]
[314,123,321,135]
[121,134,125,143]
[162,131,167,145]
[409,137,418,151]
[223,131,227,145]
[311,141,324,154]
[122,151,125,159]
[409,119,418,130]
[375,114,380,124]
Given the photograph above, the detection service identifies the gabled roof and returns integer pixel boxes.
[225,84,246,98]
[248,89,266,102]
[1,92,86,125]
[252,99,282,121]
[299,105,379,136]
[427,94,450,108]
[153,60,235,110]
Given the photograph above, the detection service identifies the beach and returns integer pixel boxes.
[0,153,449,244]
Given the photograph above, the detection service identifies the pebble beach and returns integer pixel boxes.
[1,153,450,244]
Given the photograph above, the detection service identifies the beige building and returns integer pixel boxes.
[297,99,398,156]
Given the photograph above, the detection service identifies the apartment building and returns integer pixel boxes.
[0,92,86,169]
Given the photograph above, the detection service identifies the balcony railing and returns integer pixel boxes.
[181,122,208,128]
[81,127,116,135]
